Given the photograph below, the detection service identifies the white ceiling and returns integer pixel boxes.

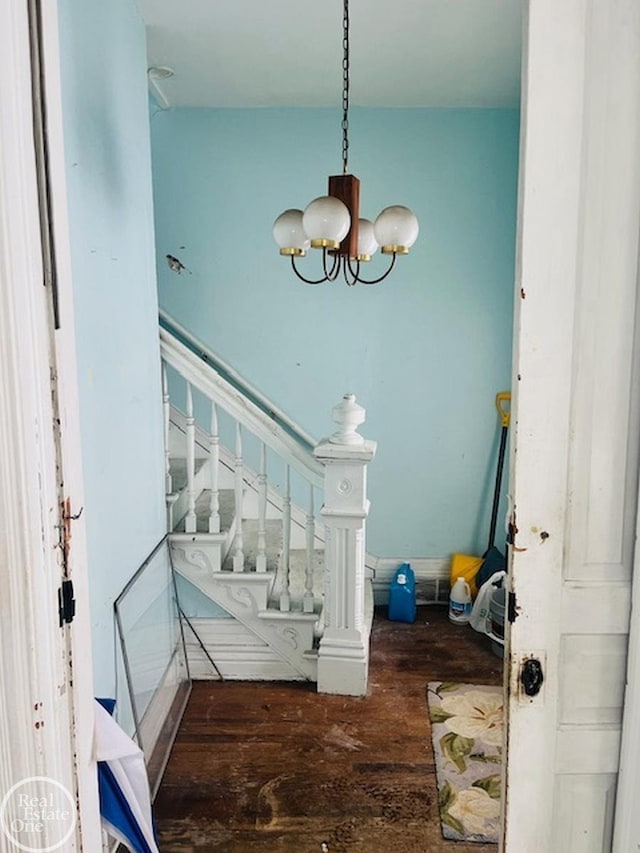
[138,0,522,109]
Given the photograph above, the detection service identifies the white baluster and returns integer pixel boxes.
[208,402,220,534]
[162,362,172,496]
[256,443,267,573]
[163,362,178,531]
[280,464,291,612]
[304,485,315,613]
[185,382,197,533]
[166,492,179,532]
[232,422,244,572]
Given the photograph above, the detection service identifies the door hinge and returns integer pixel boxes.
[507,591,518,623]
[58,579,75,626]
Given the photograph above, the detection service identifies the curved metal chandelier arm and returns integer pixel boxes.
[343,256,360,287]
[290,251,340,285]
[290,254,329,285]
[345,252,398,285]
[322,248,341,281]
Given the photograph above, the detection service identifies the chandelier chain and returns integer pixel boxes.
[342,0,350,174]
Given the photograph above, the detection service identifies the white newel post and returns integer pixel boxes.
[314,394,376,697]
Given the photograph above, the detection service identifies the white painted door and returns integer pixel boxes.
[503,1,640,851]
[613,487,640,849]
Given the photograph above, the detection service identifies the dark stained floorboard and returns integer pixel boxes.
[154,604,503,852]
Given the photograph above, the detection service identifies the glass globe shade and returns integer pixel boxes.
[272,209,310,255]
[356,218,379,260]
[373,205,419,254]
[302,196,350,249]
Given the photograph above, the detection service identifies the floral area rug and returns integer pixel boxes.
[427,681,503,844]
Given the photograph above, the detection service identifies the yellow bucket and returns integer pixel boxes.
[450,552,484,599]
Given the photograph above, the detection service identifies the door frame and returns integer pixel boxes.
[0,0,101,846]
[6,0,640,849]
[612,264,640,848]
[39,0,103,841]
[503,0,640,849]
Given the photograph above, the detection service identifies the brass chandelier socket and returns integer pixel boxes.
[381,244,409,255]
[356,254,372,262]
[311,238,340,250]
[279,247,307,257]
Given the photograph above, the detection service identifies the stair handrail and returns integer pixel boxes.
[159,325,323,488]
[159,310,317,451]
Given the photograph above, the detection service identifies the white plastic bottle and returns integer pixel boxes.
[449,577,472,624]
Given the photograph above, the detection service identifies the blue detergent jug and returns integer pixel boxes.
[388,562,416,623]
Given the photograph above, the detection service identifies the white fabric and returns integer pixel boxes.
[93,700,160,853]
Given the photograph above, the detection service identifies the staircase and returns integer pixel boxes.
[159,312,376,695]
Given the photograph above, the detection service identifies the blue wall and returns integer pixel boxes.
[58,0,166,695]
[151,107,519,559]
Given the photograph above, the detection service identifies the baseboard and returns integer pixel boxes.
[368,556,451,606]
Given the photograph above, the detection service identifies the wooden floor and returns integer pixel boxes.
[154,605,503,852]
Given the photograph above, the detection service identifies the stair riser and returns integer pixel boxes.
[183,618,305,681]
[171,540,225,576]
[172,551,318,681]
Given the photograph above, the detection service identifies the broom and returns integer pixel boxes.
[449,392,511,598]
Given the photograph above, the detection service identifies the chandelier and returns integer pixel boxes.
[272,0,419,287]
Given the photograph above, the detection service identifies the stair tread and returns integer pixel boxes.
[175,557,323,615]
[174,488,235,533]
[173,558,319,680]
[267,548,325,611]
[169,456,208,493]
[221,519,281,571]
[257,609,319,621]
[219,518,325,612]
